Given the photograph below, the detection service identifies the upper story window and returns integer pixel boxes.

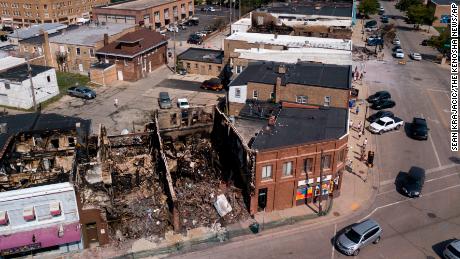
[253,90,258,99]
[296,95,307,104]
[322,155,332,169]
[282,161,293,177]
[262,165,272,180]
[338,149,346,164]
[235,88,241,98]
[324,96,331,106]
[303,158,313,174]
[76,47,81,55]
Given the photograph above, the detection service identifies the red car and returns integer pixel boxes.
[200,78,223,91]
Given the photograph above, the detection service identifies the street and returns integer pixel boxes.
[166,1,459,258]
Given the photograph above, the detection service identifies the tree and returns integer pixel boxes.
[407,4,437,29]
[395,0,422,11]
[358,0,379,17]
[55,52,68,72]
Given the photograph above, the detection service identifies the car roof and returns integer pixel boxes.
[177,98,188,102]
[159,92,169,96]
[408,166,425,178]
[413,117,426,124]
[352,219,380,235]
[379,117,393,122]
[450,240,460,251]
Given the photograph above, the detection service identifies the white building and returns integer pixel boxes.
[231,18,252,34]
[0,62,59,109]
[0,182,82,256]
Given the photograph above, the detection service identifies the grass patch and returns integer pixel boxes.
[434,27,446,34]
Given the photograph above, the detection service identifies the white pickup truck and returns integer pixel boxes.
[369,116,404,134]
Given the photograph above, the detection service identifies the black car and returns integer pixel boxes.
[400,167,425,197]
[187,34,202,44]
[371,99,396,110]
[409,117,429,140]
[392,45,402,52]
[381,16,389,23]
[367,91,391,103]
[367,110,394,123]
[365,20,377,28]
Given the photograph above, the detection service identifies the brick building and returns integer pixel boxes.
[233,103,348,214]
[177,48,224,77]
[92,0,194,30]
[0,0,109,28]
[95,28,168,81]
[427,0,458,27]
[227,61,352,116]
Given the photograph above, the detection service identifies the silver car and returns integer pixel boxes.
[336,219,382,256]
[444,240,460,259]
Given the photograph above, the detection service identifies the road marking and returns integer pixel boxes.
[427,88,450,94]
[379,163,459,186]
[378,172,460,196]
[428,132,442,168]
[361,184,460,221]
[331,223,337,259]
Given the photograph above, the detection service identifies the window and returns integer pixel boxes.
[195,63,198,69]
[363,228,379,240]
[186,62,191,69]
[253,90,258,99]
[0,211,8,225]
[76,47,81,55]
[23,207,35,221]
[89,48,94,57]
[282,161,293,177]
[322,155,332,169]
[235,88,241,98]
[270,92,275,100]
[324,96,331,106]
[257,16,264,25]
[217,66,221,71]
[262,165,272,180]
[124,59,128,66]
[303,158,313,174]
[296,95,307,104]
[338,149,346,163]
[258,188,268,211]
[47,75,51,82]
[208,65,212,70]
[4,82,10,89]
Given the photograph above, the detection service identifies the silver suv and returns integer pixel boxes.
[336,219,382,256]
[444,240,460,259]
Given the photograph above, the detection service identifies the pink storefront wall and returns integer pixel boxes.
[0,222,81,251]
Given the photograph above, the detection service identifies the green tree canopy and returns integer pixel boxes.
[407,4,437,28]
[396,0,422,11]
[358,0,379,17]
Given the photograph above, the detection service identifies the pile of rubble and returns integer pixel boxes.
[165,133,250,232]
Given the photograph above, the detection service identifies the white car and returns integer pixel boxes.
[177,98,190,109]
[444,239,460,259]
[195,31,207,37]
[167,26,178,32]
[394,49,404,58]
[369,116,404,134]
[410,52,422,60]
[393,38,401,45]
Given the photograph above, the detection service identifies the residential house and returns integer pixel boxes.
[177,48,224,77]
[92,0,194,30]
[95,28,168,81]
[0,62,58,109]
[227,61,352,116]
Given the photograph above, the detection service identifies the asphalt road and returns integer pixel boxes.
[167,2,459,259]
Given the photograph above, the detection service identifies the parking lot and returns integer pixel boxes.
[44,66,224,134]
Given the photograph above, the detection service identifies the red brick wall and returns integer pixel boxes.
[250,136,348,214]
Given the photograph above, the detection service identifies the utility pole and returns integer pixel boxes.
[318,149,324,215]
[238,0,241,19]
[229,0,232,25]
[173,28,176,74]
[26,55,37,112]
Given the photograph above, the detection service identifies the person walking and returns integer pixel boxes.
[349,119,354,129]
[356,105,360,115]
[356,121,362,132]
[358,130,362,139]
[114,98,119,108]
[363,138,368,149]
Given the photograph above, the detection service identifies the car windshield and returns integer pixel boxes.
[180,101,189,106]
[80,88,91,92]
[407,175,422,186]
[448,244,460,257]
[345,229,362,243]
[376,120,386,126]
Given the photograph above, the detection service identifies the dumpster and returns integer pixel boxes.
[249,222,260,234]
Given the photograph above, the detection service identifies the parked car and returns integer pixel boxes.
[400,166,425,198]
[177,98,190,109]
[394,49,405,58]
[187,34,202,44]
[367,110,394,123]
[410,52,422,60]
[367,91,391,103]
[371,99,396,110]
[365,20,377,28]
[336,219,382,256]
[195,31,207,37]
[67,86,96,99]
[409,117,429,140]
[421,39,429,46]
[392,45,402,52]
[167,25,178,32]
[158,92,172,109]
[381,15,389,23]
[186,17,199,26]
[444,239,460,259]
[368,38,384,46]
[177,68,187,75]
[201,78,223,91]
[369,116,404,134]
[393,38,401,45]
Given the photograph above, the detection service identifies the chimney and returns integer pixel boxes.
[103,33,109,46]
[275,76,282,103]
[278,64,286,74]
[41,29,52,67]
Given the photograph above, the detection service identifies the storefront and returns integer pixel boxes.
[296,175,337,206]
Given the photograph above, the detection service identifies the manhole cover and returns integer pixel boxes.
[427,212,437,218]
[413,77,422,81]
[333,212,340,217]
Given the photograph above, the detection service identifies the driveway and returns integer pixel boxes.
[44,65,224,134]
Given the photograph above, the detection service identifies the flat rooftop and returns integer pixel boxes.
[229,61,352,90]
[10,23,67,40]
[0,56,26,71]
[226,32,352,50]
[283,19,353,27]
[102,0,177,10]
[233,18,251,25]
[235,47,352,65]
[177,48,224,64]
[244,106,348,150]
[49,23,134,47]
[258,3,353,18]
[0,64,51,82]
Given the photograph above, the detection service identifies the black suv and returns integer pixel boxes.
[367,110,394,123]
[187,34,202,44]
[367,91,391,103]
[400,167,425,198]
[371,99,396,110]
[409,117,429,140]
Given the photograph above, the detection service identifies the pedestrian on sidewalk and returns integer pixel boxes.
[363,138,368,149]
[349,119,354,129]
[358,130,362,139]
[356,121,362,132]
[114,98,119,108]
[356,105,360,115]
